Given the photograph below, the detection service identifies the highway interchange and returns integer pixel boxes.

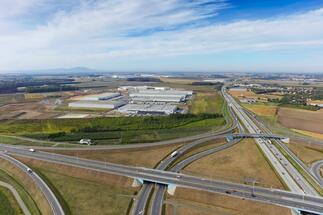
[1,145,323,214]
[0,85,322,215]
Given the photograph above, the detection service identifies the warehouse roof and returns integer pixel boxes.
[118,103,177,115]
[79,92,121,101]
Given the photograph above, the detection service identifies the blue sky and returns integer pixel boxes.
[0,0,323,73]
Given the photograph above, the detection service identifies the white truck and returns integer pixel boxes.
[170,151,178,158]
[79,139,93,145]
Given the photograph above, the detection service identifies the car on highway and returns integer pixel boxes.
[26,168,33,174]
[29,148,36,152]
[225,189,237,194]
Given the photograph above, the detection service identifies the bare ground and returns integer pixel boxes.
[278,107,323,134]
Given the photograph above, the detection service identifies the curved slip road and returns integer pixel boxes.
[0,153,65,215]
[131,103,239,215]
[0,180,31,215]
[131,134,230,215]
[149,123,244,215]
[311,160,323,186]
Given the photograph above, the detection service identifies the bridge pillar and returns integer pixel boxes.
[167,184,177,195]
[132,178,144,187]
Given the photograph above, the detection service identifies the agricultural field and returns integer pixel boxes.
[278,107,323,134]
[243,103,278,117]
[182,139,285,189]
[228,89,256,98]
[17,157,136,215]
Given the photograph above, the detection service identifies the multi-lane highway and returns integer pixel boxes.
[1,147,323,214]
[222,86,320,196]
[0,153,65,215]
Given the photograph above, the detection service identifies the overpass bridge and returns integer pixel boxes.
[226,133,290,143]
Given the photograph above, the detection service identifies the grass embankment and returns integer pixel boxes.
[287,140,323,165]
[0,159,47,215]
[0,187,23,215]
[17,157,136,215]
[183,139,284,189]
[0,113,224,145]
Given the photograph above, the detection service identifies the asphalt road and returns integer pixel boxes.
[131,134,232,215]
[149,122,245,215]
[311,160,323,186]
[131,102,239,215]
[1,147,323,214]
[0,153,65,215]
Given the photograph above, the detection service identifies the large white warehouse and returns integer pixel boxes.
[69,100,126,109]
[78,92,121,101]
[129,89,192,103]
[118,103,177,115]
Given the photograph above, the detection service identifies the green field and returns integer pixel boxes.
[0,113,225,145]
[189,91,224,114]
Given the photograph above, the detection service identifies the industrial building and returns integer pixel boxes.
[78,92,121,101]
[69,100,126,109]
[129,89,193,103]
[118,103,177,115]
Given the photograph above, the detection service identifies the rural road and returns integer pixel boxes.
[0,180,31,215]
[0,153,65,215]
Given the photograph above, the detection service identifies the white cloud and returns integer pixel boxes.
[0,1,322,70]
